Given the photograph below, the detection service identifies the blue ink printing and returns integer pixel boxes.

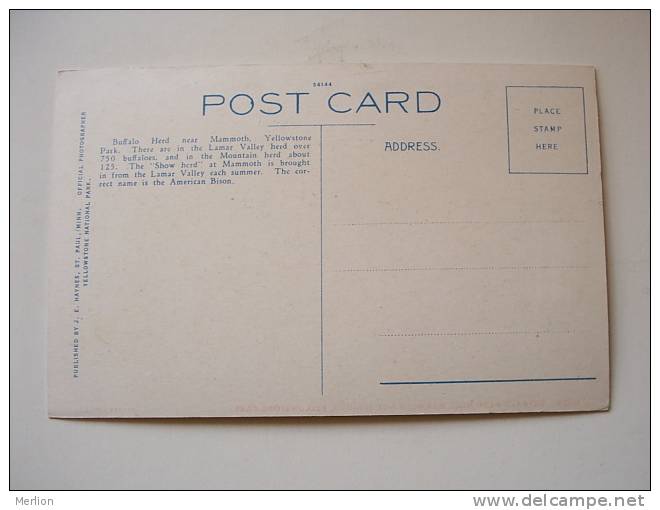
[202,90,442,116]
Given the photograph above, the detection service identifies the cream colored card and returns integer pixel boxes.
[47,63,609,417]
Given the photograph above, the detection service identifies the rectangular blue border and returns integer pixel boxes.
[505,85,589,175]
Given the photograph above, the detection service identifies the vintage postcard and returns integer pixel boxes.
[47,63,609,417]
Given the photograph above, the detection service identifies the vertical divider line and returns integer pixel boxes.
[505,86,511,173]
[266,123,375,397]
[267,122,375,397]
[320,124,324,396]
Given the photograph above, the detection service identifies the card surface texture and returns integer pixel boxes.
[47,63,609,417]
